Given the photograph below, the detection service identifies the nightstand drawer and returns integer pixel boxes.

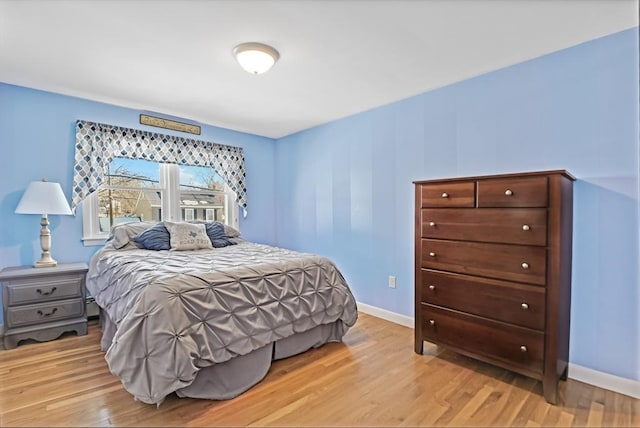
[6,298,85,328]
[5,274,84,305]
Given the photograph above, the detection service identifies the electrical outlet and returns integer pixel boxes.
[388,275,396,289]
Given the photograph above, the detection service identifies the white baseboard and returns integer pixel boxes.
[356,301,640,399]
[357,301,414,328]
[569,363,640,399]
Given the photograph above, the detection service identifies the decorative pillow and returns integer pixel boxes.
[133,223,171,250]
[107,221,157,249]
[192,220,240,238]
[223,224,241,238]
[164,221,213,251]
[205,222,237,248]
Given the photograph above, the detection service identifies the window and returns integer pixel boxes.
[184,208,195,222]
[82,158,238,245]
[178,164,228,223]
[95,158,162,233]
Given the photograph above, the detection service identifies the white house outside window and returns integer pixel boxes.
[82,158,238,245]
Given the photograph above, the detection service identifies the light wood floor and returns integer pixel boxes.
[0,313,637,427]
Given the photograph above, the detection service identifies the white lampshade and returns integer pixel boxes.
[15,180,72,268]
[233,42,280,75]
[15,180,72,215]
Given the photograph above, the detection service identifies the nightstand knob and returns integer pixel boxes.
[428,284,436,291]
[522,224,530,231]
[441,192,449,198]
[428,221,436,227]
[520,345,528,353]
[429,252,436,257]
[521,303,529,310]
[429,319,436,326]
[521,262,529,270]
[505,189,513,196]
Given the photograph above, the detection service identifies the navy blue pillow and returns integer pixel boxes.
[205,222,237,248]
[133,223,171,250]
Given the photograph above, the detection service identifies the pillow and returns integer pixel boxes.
[133,222,170,250]
[192,220,240,238]
[164,221,213,251]
[223,224,241,238]
[107,221,157,249]
[205,222,237,248]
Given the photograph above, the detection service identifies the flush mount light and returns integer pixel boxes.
[233,42,280,75]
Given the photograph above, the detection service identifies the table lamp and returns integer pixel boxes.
[15,179,73,267]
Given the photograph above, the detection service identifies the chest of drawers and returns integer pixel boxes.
[1,263,88,349]
[414,170,574,404]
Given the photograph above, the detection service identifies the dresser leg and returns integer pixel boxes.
[415,339,423,354]
[543,380,559,405]
[560,366,568,381]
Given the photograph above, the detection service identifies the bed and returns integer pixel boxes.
[86,221,358,405]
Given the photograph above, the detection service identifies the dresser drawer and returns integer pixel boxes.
[420,269,545,330]
[4,274,84,305]
[420,304,544,375]
[421,208,547,246]
[420,182,475,208]
[477,176,548,207]
[421,239,546,285]
[6,298,85,328]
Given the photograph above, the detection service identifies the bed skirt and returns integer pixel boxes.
[99,310,345,400]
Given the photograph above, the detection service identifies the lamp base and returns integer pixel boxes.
[34,256,58,268]
[33,215,58,268]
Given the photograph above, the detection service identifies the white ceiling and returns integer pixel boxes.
[0,0,637,139]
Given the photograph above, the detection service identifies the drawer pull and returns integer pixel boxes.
[37,308,58,318]
[429,252,436,257]
[522,224,530,231]
[505,189,513,196]
[429,319,436,326]
[428,221,436,227]
[520,345,528,353]
[521,303,529,310]
[441,192,449,198]
[428,284,436,291]
[521,262,529,270]
[36,287,57,296]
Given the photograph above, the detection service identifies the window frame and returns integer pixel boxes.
[184,208,195,222]
[81,162,239,246]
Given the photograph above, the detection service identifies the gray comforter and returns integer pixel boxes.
[87,241,358,404]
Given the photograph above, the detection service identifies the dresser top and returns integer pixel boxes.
[413,169,575,185]
[0,262,89,280]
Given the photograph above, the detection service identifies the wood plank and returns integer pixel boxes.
[0,314,637,427]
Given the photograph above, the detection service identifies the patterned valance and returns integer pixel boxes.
[71,120,247,214]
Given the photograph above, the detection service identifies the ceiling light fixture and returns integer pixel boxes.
[233,42,280,75]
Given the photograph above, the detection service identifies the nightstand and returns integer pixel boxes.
[1,262,88,349]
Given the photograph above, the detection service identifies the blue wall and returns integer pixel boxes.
[0,27,638,384]
[0,83,277,316]
[275,28,640,382]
